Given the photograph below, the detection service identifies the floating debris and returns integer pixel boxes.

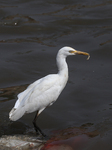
[0,135,45,150]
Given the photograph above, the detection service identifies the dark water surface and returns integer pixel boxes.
[0,0,112,149]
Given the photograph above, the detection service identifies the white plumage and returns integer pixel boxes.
[9,46,90,136]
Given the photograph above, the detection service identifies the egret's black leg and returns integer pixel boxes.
[33,111,46,137]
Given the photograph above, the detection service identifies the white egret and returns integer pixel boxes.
[9,46,90,137]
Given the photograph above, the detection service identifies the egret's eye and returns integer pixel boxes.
[69,50,75,53]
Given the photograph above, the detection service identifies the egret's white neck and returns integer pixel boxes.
[56,52,68,77]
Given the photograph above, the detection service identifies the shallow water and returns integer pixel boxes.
[0,0,112,149]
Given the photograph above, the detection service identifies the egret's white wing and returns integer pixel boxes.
[14,74,60,109]
[9,74,61,121]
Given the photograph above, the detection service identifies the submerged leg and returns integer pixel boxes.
[33,111,46,137]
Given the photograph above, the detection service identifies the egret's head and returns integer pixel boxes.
[59,46,90,60]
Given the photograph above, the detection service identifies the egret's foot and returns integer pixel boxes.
[35,129,46,138]
[35,131,49,141]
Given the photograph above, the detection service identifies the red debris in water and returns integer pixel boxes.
[41,125,99,150]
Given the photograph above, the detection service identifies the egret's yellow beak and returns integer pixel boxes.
[74,50,90,60]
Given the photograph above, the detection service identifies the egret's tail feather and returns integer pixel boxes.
[9,107,25,121]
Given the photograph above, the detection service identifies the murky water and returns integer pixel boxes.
[0,0,112,149]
